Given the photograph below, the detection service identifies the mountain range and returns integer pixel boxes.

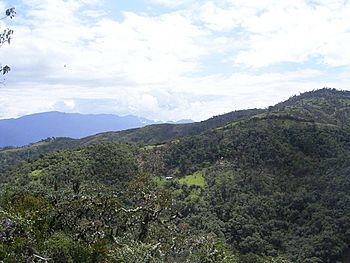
[0,111,192,147]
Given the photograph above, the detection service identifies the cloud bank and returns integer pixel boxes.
[1,0,350,121]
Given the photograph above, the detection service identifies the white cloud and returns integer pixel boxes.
[63,99,76,109]
[150,0,192,8]
[3,2,211,85]
[86,11,209,83]
[196,0,350,67]
[1,0,350,121]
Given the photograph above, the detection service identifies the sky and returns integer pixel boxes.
[1,0,350,121]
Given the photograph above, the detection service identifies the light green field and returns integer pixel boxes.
[178,171,206,187]
[29,169,43,177]
[142,144,165,150]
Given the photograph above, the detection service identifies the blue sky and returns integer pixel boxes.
[1,0,350,121]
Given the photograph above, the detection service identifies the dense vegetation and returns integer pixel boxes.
[0,108,263,181]
[1,88,350,262]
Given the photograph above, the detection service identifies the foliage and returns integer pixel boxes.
[178,171,207,187]
[1,89,350,262]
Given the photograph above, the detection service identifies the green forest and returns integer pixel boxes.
[1,88,350,262]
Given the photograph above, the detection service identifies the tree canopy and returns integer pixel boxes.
[1,89,350,262]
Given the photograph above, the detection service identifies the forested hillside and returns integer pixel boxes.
[0,108,263,180]
[1,88,350,262]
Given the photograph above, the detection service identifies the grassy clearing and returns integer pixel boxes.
[216,120,241,130]
[142,144,165,150]
[29,169,43,177]
[178,171,206,187]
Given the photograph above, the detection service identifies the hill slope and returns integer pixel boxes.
[159,88,350,262]
[0,108,264,179]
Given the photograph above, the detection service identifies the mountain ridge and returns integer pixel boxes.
[0,111,193,147]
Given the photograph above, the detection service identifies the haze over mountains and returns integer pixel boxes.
[0,111,192,147]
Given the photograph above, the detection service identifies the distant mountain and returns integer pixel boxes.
[0,112,163,147]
